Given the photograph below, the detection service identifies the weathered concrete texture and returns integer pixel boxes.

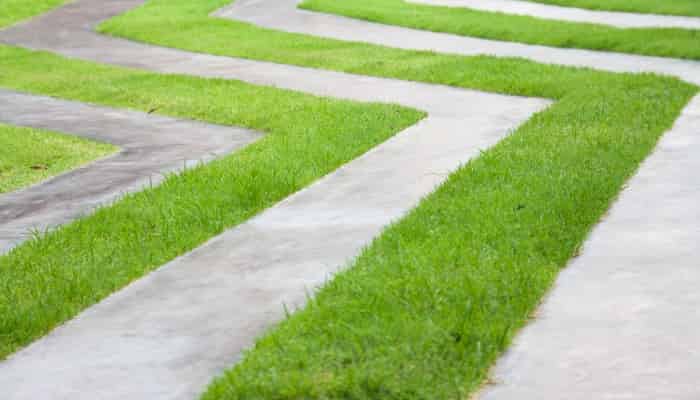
[477,96,700,400]
[215,0,700,85]
[0,90,260,253]
[409,0,700,29]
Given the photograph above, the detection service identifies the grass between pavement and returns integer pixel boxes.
[299,0,700,60]
[0,0,68,29]
[0,124,116,194]
[526,0,700,18]
[95,1,700,398]
[0,44,422,359]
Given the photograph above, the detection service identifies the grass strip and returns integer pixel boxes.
[300,0,700,60]
[525,0,700,18]
[0,0,68,29]
[98,0,698,397]
[0,124,116,194]
[0,45,422,359]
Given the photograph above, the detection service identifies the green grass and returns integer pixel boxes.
[0,0,68,28]
[527,0,700,18]
[299,0,700,60]
[0,124,116,194]
[0,44,422,359]
[97,0,699,397]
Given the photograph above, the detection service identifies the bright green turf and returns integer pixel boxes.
[0,124,115,194]
[98,0,699,397]
[0,0,67,28]
[527,0,700,18]
[299,0,700,60]
[0,45,422,359]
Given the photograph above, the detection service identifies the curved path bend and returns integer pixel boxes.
[0,1,548,399]
[408,0,700,29]
[217,0,700,85]
[0,90,260,253]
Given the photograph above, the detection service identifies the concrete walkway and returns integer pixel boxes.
[408,0,700,29]
[0,90,260,253]
[216,0,700,85]
[0,1,548,399]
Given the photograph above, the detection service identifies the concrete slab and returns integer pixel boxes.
[409,0,700,29]
[0,90,260,253]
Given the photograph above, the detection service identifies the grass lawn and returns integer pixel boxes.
[0,124,115,194]
[0,45,422,359]
[298,0,700,60]
[95,1,700,398]
[527,0,700,18]
[0,0,68,28]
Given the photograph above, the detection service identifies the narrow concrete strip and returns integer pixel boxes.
[214,0,700,85]
[0,105,549,400]
[408,0,700,29]
[476,94,700,400]
[0,90,260,253]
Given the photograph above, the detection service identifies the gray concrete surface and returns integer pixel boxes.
[215,0,700,85]
[0,0,549,399]
[0,90,260,253]
[477,92,700,400]
[409,0,700,29]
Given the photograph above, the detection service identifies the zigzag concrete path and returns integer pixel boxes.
[0,0,697,399]
[409,0,700,29]
[0,91,260,253]
[217,0,700,85]
[0,1,548,399]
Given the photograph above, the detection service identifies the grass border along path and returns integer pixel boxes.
[526,0,700,18]
[96,0,699,398]
[0,44,422,359]
[298,0,700,61]
[0,124,116,194]
[0,0,68,29]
